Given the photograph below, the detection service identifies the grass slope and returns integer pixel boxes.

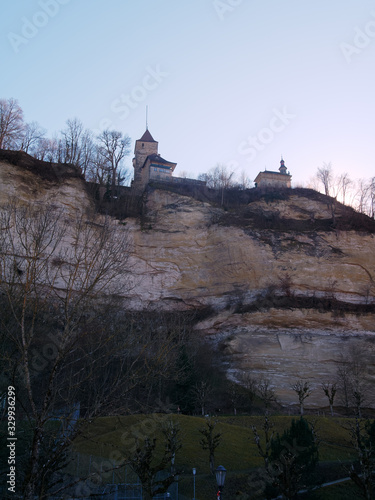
[72,414,363,499]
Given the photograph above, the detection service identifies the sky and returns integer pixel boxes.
[1,0,375,187]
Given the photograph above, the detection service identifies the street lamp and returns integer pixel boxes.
[192,467,196,499]
[215,465,226,500]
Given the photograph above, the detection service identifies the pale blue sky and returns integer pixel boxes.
[1,0,375,186]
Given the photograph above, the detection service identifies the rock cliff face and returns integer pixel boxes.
[1,154,375,409]
[127,187,375,409]
[0,150,92,213]
[130,189,375,310]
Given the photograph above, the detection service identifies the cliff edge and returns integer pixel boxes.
[1,152,375,409]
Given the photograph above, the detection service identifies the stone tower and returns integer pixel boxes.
[132,129,158,190]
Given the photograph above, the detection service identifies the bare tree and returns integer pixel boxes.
[336,347,371,417]
[257,377,276,411]
[0,201,166,499]
[238,371,257,410]
[321,382,337,417]
[346,419,375,500]
[252,414,275,473]
[162,418,182,476]
[291,380,311,416]
[316,162,332,197]
[226,380,241,415]
[355,178,371,215]
[0,97,24,149]
[199,417,222,474]
[238,170,252,190]
[198,164,234,190]
[192,380,212,415]
[310,163,374,216]
[337,172,352,206]
[125,419,181,500]
[77,129,95,178]
[349,353,370,418]
[239,371,257,393]
[88,145,107,185]
[198,163,235,205]
[33,136,59,162]
[19,121,46,154]
[59,119,99,179]
[97,129,131,192]
[218,163,234,205]
[61,117,84,166]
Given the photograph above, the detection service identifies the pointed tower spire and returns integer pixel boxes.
[279,156,287,174]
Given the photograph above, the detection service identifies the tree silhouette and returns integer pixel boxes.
[199,417,222,474]
[291,380,311,416]
[268,417,319,499]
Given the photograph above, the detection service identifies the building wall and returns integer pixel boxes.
[149,164,173,182]
[255,172,291,188]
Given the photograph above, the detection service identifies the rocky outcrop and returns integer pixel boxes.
[1,154,375,408]
[195,308,375,409]
[0,150,92,213]
[127,188,375,310]
[126,187,375,408]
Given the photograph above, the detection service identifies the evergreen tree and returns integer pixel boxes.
[347,419,375,500]
[267,417,319,499]
[172,345,196,413]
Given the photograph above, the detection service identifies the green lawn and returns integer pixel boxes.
[72,414,364,499]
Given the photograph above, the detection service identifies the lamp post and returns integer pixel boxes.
[192,467,196,499]
[215,465,226,500]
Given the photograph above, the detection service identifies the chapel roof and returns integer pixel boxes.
[257,170,291,176]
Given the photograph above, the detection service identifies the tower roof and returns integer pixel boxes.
[279,156,287,174]
[138,129,157,143]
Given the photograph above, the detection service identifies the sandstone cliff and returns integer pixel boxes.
[129,186,375,409]
[0,150,92,213]
[1,153,375,410]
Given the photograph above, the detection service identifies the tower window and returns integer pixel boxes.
[142,143,144,147]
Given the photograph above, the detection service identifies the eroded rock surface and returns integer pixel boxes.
[2,156,375,408]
